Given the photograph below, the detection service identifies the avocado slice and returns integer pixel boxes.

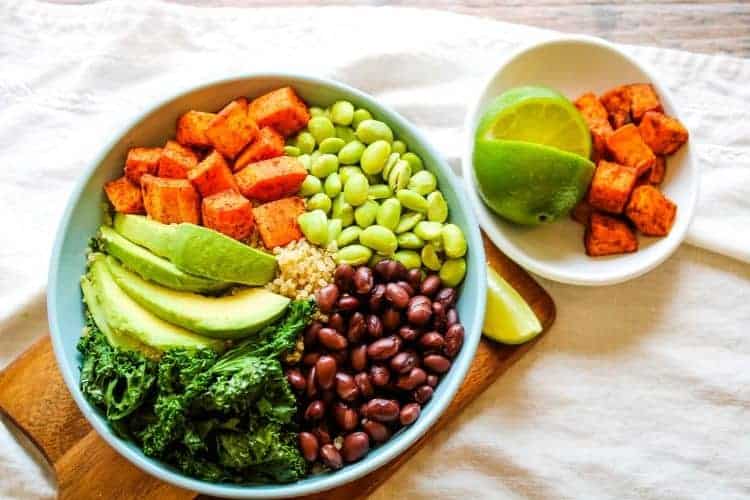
[87,254,225,352]
[113,214,277,286]
[98,226,229,294]
[106,256,290,339]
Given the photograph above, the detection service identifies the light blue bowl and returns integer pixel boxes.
[48,74,487,498]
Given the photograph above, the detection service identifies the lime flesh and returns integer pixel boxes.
[483,266,543,344]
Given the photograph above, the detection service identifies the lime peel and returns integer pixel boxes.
[483,266,543,345]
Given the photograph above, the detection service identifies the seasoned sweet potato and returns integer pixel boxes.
[649,156,667,185]
[606,124,656,176]
[574,92,613,161]
[587,160,638,214]
[187,150,238,197]
[235,156,307,202]
[206,98,259,159]
[158,140,199,179]
[234,126,285,172]
[571,199,594,225]
[104,176,145,214]
[248,87,310,136]
[627,84,662,122]
[202,189,254,240]
[638,111,689,155]
[600,86,632,129]
[252,196,305,248]
[124,147,161,185]
[585,212,638,257]
[625,185,677,236]
[141,175,201,225]
[176,110,216,148]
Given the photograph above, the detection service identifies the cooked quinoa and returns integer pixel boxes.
[266,238,336,301]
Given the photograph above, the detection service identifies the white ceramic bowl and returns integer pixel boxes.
[462,35,698,286]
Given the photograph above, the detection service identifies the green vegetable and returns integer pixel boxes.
[426,191,448,222]
[283,146,300,157]
[361,140,391,175]
[401,152,423,172]
[352,108,372,129]
[299,175,322,197]
[331,101,355,125]
[324,172,342,198]
[343,173,369,206]
[337,226,362,247]
[360,225,398,255]
[319,137,345,154]
[356,119,393,144]
[335,244,372,265]
[308,116,335,144]
[311,153,338,178]
[395,212,424,234]
[392,140,407,155]
[396,189,428,213]
[440,258,467,287]
[354,200,379,228]
[338,140,365,165]
[296,132,316,154]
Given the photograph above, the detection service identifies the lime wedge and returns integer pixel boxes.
[483,266,543,344]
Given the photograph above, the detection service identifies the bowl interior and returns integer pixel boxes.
[463,38,697,285]
[48,75,486,498]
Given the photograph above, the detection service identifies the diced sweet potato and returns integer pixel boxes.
[202,189,254,240]
[627,84,662,122]
[606,124,656,176]
[585,212,638,257]
[141,175,201,225]
[235,156,307,202]
[104,176,145,214]
[625,185,677,236]
[587,160,638,214]
[649,156,667,185]
[574,92,614,161]
[124,147,161,185]
[638,111,689,155]
[234,126,285,172]
[205,98,259,159]
[571,199,594,225]
[176,110,216,148]
[187,150,238,197]
[252,197,305,248]
[158,140,199,179]
[600,86,632,129]
[248,87,310,136]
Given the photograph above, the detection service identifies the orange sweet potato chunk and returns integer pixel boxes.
[158,140,199,179]
[104,176,145,214]
[606,124,656,176]
[141,175,201,225]
[574,92,613,161]
[628,84,663,122]
[587,160,638,214]
[234,126,285,172]
[187,150,238,197]
[235,156,307,202]
[625,185,677,236]
[252,197,305,248]
[638,111,689,155]
[176,110,217,148]
[649,156,667,185]
[248,87,310,136]
[202,189,254,240]
[124,147,161,185]
[600,86,632,129]
[206,98,259,159]
[585,212,638,257]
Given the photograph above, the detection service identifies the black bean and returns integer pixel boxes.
[342,432,370,463]
[299,432,319,462]
[444,323,464,358]
[316,284,339,314]
[304,400,325,421]
[319,327,348,350]
[315,355,337,390]
[353,266,374,294]
[413,385,433,404]
[334,264,355,292]
[399,403,421,425]
[423,354,451,373]
[320,444,343,469]
[420,274,442,297]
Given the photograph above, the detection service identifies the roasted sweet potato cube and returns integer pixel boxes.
[187,150,238,197]
[235,156,307,202]
[587,160,638,214]
[248,87,310,136]
[158,140,199,179]
[571,199,594,225]
[252,197,305,248]
[141,175,201,225]
[627,84,662,122]
[234,126,285,172]
[585,212,638,257]
[202,189,254,240]
[601,86,632,129]
[574,92,614,160]
[638,111,689,155]
[176,110,216,148]
[606,124,655,176]
[104,176,145,214]
[625,185,677,236]
[649,156,667,185]
[205,98,259,159]
[124,147,161,185]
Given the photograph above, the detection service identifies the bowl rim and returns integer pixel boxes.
[47,73,486,498]
[461,34,699,286]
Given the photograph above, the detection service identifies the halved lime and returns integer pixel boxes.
[483,266,542,344]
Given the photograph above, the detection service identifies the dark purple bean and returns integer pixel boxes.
[385,283,410,309]
[286,368,306,391]
[432,301,447,332]
[342,432,370,463]
[367,336,402,360]
[362,398,400,422]
[353,266,374,295]
[328,312,345,333]
[398,326,420,342]
[382,308,401,332]
[304,400,325,421]
[406,268,423,289]
[299,432,319,462]
[306,366,318,399]
[373,260,392,281]
[390,261,407,281]
[334,264,355,292]
[395,367,427,390]
[315,355,337,390]
[369,365,390,387]
[320,444,343,469]
[335,372,360,402]
[419,331,445,351]
[316,284,340,314]
[407,296,432,326]
[413,385,433,404]
[366,314,384,339]
[347,312,366,343]
[321,389,336,405]
[329,350,348,367]
[304,320,323,347]
[399,403,421,425]
[423,354,451,373]
[446,308,459,327]
[313,425,331,445]
[350,344,368,372]
[420,275,442,297]
[362,419,391,443]
[368,283,386,312]
[303,351,321,367]
[426,374,439,387]
[390,351,417,374]
[435,287,457,309]
[319,327,348,350]
[337,294,360,312]
[333,402,359,431]
[396,280,415,297]
[444,323,464,358]
[354,372,374,398]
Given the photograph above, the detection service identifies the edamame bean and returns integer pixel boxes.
[368,184,393,200]
[339,166,362,184]
[332,193,354,226]
[296,132,316,154]
[376,198,401,230]
[355,200,378,228]
[352,109,372,129]
[394,250,421,269]
[311,154,339,178]
[331,100,355,125]
[308,116,335,143]
[408,170,437,195]
[298,154,312,171]
[395,212,424,234]
[356,119,393,144]
[319,137,346,154]
[337,226,362,247]
[414,221,443,241]
[396,189,428,212]
[439,258,466,287]
[361,140,392,175]
[401,152,423,172]
[324,172,342,198]
[360,225,398,255]
[382,152,400,180]
[421,244,443,271]
[327,219,343,246]
[310,150,321,164]
[344,173,369,206]
[335,126,357,143]
[392,140,407,155]
[427,191,448,222]
[307,193,332,214]
[441,224,467,258]
[397,232,424,250]
[369,253,389,267]
[284,145,301,157]
[299,175,322,196]
[366,173,381,186]
[338,140,365,165]
[309,106,325,117]
[388,161,412,192]
[336,245,372,266]
[298,210,328,245]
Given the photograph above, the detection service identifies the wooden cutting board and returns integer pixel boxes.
[0,234,555,500]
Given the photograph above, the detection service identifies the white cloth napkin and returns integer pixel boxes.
[1,2,749,499]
